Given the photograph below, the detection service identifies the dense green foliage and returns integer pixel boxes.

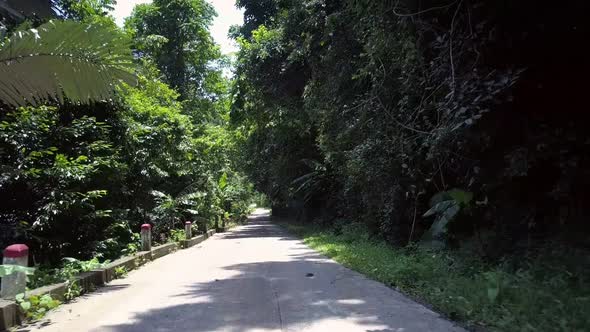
[28,257,105,290]
[0,19,135,107]
[0,1,256,270]
[16,293,60,321]
[232,0,588,253]
[125,0,219,101]
[1,0,588,329]
[232,1,589,329]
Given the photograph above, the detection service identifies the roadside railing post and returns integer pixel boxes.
[140,224,152,251]
[185,221,192,240]
[1,244,29,299]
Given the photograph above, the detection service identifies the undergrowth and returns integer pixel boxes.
[282,222,590,331]
[28,257,107,289]
[15,293,60,321]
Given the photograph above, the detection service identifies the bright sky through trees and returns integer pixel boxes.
[112,0,243,54]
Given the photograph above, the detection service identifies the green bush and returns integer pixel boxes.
[169,229,187,243]
[0,0,257,268]
[232,0,590,257]
[28,257,107,289]
[15,293,60,321]
[286,222,590,331]
[338,222,371,243]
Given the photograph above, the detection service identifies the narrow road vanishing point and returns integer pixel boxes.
[23,210,465,332]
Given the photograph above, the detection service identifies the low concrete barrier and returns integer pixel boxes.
[151,243,178,260]
[93,251,152,284]
[0,227,218,331]
[182,235,205,249]
[26,282,68,302]
[0,300,18,331]
[182,229,217,249]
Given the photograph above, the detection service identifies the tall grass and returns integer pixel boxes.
[282,223,590,331]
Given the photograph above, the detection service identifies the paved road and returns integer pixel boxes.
[24,210,464,332]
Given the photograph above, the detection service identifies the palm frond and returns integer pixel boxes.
[0,20,136,107]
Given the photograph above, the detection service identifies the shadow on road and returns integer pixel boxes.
[16,284,131,332]
[100,263,405,331]
[218,212,294,240]
[99,211,459,332]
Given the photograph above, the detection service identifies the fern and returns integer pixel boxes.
[0,20,136,107]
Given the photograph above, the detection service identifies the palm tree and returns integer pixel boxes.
[0,20,136,107]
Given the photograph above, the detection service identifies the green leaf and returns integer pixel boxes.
[20,301,31,311]
[150,190,167,198]
[428,203,460,236]
[429,191,452,207]
[0,264,36,277]
[423,200,455,217]
[62,257,79,263]
[0,20,136,107]
[218,172,228,190]
[39,294,53,306]
[448,189,473,205]
[487,287,500,303]
[420,199,461,249]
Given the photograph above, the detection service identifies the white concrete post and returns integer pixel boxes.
[1,244,29,299]
[140,224,152,251]
[185,221,192,240]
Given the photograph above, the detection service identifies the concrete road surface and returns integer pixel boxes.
[21,209,465,332]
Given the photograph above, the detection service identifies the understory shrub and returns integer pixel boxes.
[233,0,589,246]
[288,223,590,331]
[0,0,258,275]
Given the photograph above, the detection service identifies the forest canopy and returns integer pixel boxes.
[228,2,589,328]
[231,0,589,254]
[0,0,589,330]
[0,0,257,264]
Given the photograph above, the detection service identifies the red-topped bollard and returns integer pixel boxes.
[185,221,192,240]
[1,244,29,299]
[141,224,152,251]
